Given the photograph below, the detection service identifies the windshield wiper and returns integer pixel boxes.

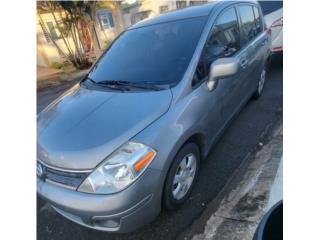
[85,78,130,91]
[95,80,164,91]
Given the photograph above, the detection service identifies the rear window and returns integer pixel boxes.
[253,6,263,34]
[238,5,256,44]
[259,1,283,15]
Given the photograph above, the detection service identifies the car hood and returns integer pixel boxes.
[37,84,172,170]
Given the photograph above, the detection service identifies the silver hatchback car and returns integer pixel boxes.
[37,1,270,233]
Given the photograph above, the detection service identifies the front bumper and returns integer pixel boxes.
[37,168,163,233]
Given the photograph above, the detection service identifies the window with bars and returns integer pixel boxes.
[46,21,60,40]
[176,0,187,9]
[39,20,51,43]
[189,1,208,6]
[159,5,169,13]
[97,10,114,30]
[39,20,61,43]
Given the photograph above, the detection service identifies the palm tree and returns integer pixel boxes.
[37,1,124,69]
[59,1,125,62]
[37,1,83,68]
[59,1,90,67]
[37,2,72,63]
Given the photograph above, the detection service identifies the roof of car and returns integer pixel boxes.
[129,2,219,30]
[128,1,259,30]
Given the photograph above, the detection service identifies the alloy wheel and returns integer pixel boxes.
[172,153,197,200]
[258,68,266,94]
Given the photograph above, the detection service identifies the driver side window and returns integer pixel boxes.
[193,7,240,86]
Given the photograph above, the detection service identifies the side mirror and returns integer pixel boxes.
[207,57,239,91]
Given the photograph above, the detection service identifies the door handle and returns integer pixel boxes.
[240,58,248,69]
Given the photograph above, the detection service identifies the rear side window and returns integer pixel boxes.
[259,1,283,16]
[238,5,256,45]
[193,7,240,85]
[253,6,263,34]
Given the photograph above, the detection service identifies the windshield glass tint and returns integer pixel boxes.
[88,17,207,85]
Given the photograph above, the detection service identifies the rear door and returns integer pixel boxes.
[236,4,268,97]
[252,5,270,81]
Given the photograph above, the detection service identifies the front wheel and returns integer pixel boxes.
[163,142,200,210]
[252,66,267,99]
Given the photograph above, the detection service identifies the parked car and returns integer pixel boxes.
[37,1,271,233]
[253,201,283,240]
[259,1,283,54]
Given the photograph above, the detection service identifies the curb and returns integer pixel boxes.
[179,123,283,240]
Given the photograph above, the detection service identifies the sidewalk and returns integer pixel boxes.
[37,65,88,90]
[37,66,63,80]
[179,125,283,240]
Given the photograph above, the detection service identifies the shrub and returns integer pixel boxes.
[104,39,112,49]
[69,57,92,70]
[50,61,63,69]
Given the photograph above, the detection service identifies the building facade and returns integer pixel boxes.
[122,0,208,29]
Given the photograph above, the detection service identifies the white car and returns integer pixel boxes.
[259,1,283,54]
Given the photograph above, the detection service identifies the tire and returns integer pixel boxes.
[163,142,200,210]
[252,66,267,100]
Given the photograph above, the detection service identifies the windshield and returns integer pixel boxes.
[88,17,207,86]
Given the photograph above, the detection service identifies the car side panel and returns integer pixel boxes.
[133,83,223,173]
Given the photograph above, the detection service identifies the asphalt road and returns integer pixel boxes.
[37,61,283,240]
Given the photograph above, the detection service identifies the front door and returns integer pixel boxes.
[206,6,245,125]
[192,6,243,142]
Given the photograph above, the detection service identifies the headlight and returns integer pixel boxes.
[78,142,156,194]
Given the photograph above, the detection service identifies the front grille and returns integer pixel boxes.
[38,162,89,189]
